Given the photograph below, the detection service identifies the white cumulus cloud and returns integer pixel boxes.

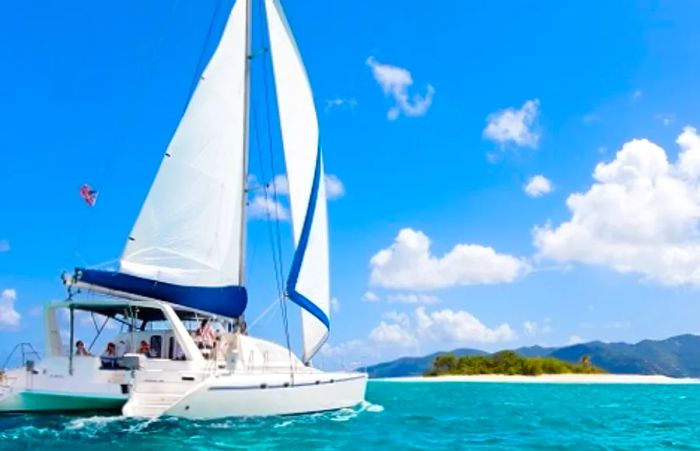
[369,321,417,346]
[370,228,528,290]
[269,174,289,195]
[523,320,552,336]
[0,289,21,329]
[331,297,340,313]
[387,293,439,304]
[324,174,345,200]
[524,175,553,197]
[362,291,380,302]
[265,174,345,201]
[325,97,357,112]
[484,99,540,148]
[366,57,434,120]
[382,310,411,326]
[656,113,675,127]
[416,307,517,343]
[247,196,290,221]
[535,127,700,286]
[319,339,365,359]
[369,306,516,346]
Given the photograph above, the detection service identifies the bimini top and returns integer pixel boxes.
[54,296,225,323]
[75,268,247,319]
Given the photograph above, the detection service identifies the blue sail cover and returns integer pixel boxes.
[77,268,248,318]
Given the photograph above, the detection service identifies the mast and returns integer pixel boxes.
[238,0,252,288]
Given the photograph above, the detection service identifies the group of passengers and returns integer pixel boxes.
[75,339,154,369]
[75,319,223,367]
[75,339,152,357]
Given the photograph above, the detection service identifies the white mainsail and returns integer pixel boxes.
[120,0,250,288]
[265,0,330,362]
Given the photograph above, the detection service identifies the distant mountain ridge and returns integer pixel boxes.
[363,334,700,378]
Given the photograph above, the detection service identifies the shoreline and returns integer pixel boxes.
[374,374,700,384]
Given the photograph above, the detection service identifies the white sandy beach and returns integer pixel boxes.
[377,374,700,384]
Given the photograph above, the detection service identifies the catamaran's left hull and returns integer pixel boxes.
[0,356,130,414]
[0,390,127,413]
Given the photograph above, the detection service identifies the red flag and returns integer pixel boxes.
[79,184,98,207]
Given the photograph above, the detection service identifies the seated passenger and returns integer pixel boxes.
[103,342,117,357]
[138,340,151,357]
[75,340,91,356]
[100,342,118,369]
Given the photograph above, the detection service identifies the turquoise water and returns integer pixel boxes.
[2,381,700,450]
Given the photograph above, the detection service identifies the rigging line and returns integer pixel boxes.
[260,0,286,288]
[249,6,283,298]
[250,101,284,299]
[258,0,294,379]
[247,296,282,331]
[185,0,224,106]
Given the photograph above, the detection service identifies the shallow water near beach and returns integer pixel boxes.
[2,381,700,450]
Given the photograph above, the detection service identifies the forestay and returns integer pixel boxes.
[265,0,330,362]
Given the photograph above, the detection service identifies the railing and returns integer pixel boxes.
[1,342,41,371]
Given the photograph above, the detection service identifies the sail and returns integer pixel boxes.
[78,0,251,318]
[265,0,330,362]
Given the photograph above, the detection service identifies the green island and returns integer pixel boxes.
[425,351,606,376]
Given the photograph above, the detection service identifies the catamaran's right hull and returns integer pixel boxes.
[123,372,367,419]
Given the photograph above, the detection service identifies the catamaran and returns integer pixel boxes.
[61,0,366,419]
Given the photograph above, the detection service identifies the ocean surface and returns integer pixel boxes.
[2,381,700,450]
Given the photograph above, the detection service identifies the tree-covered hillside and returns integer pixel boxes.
[425,351,604,376]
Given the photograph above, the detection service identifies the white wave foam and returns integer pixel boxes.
[65,415,123,431]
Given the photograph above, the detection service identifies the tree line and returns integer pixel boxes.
[426,351,604,376]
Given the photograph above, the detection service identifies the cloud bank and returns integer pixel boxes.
[535,127,700,286]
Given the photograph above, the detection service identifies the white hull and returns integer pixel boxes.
[122,332,367,419]
[124,371,366,419]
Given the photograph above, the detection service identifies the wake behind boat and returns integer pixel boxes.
[60,0,366,419]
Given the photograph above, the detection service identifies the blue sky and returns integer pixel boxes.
[3,0,700,367]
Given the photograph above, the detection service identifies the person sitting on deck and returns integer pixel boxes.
[138,340,151,357]
[100,342,118,369]
[75,340,91,356]
[194,319,216,350]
